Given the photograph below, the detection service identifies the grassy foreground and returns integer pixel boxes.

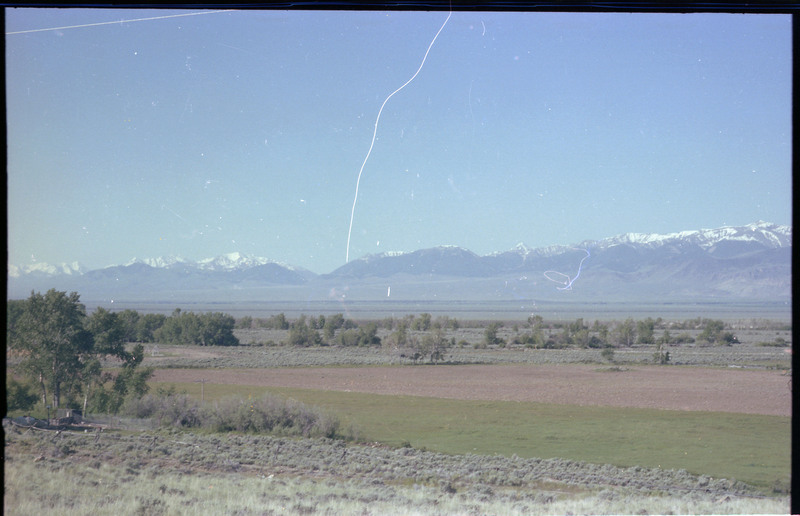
[4,422,788,516]
[154,381,790,491]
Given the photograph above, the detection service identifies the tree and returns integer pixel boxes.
[614,318,636,347]
[528,314,544,329]
[8,290,94,409]
[87,307,127,357]
[87,343,152,414]
[288,315,321,347]
[484,322,504,347]
[385,319,409,350]
[271,313,290,330]
[636,318,655,345]
[8,290,154,414]
[323,313,346,343]
[198,312,238,346]
[117,309,141,342]
[697,319,737,345]
[79,306,154,414]
[6,377,39,412]
[653,342,671,364]
[154,310,238,346]
[337,323,380,347]
[572,328,591,348]
[135,313,166,342]
[415,313,432,331]
[235,316,254,329]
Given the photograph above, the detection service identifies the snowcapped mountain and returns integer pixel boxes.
[6,222,792,302]
[124,256,188,269]
[323,222,790,301]
[195,252,278,271]
[13,252,304,276]
[8,261,86,278]
[489,221,791,259]
[593,221,791,251]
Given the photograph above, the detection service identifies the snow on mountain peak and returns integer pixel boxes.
[8,261,86,278]
[124,256,187,268]
[600,222,790,250]
[192,252,272,271]
[495,221,790,258]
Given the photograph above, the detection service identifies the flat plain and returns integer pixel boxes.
[151,362,790,416]
[6,320,792,515]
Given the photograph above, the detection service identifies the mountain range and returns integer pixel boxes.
[7,221,792,304]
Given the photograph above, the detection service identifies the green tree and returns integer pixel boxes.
[8,291,155,414]
[385,319,409,350]
[87,307,127,357]
[8,290,94,409]
[572,328,591,348]
[412,313,432,331]
[697,319,737,345]
[261,313,289,330]
[84,307,154,413]
[235,316,254,329]
[198,312,238,346]
[636,318,655,345]
[6,377,39,412]
[135,313,166,342]
[426,326,447,363]
[528,314,544,329]
[116,309,141,342]
[614,318,636,347]
[358,322,381,346]
[154,310,238,346]
[323,313,346,342]
[288,315,321,347]
[595,321,610,345]
[484,322,504,347]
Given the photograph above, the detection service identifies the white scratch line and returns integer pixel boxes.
[6,10,236,35]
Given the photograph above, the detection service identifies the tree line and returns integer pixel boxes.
[7,290,153,413]
[7,289,744,414]
[6,289,240,414]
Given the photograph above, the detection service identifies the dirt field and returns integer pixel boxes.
[152,364,791,417]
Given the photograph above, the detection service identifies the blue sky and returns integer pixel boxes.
[6,9,792,274]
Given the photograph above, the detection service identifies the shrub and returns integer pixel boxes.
[121,392,342,439]
[122,392,202,428]
[757,337,788,347]
[6,377,39,412]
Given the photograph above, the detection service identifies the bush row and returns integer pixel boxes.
[121,391,342,439]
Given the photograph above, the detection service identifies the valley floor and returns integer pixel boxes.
[151,362,791,417]
[4,421,789,516]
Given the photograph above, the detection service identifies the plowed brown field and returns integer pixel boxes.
[152,364,790,416]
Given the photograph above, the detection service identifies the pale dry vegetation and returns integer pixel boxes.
[4,420,788,515]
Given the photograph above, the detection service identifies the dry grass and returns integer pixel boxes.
[4,422,788,515]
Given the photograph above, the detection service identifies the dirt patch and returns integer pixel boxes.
[151,364,791,417]
[143,346,223,361]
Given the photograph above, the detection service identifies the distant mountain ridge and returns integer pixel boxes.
[7,221,791,303]
[123,252,304,273]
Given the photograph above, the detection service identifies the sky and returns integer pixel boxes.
[6,8,792,274]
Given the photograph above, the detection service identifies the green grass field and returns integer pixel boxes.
[153,380,790,490]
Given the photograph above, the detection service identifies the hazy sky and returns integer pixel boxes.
[6,8,792,274]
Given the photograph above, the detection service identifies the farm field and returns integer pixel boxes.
[150,363,790,488]
[150,363,790,416]
[6,319,792,514]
